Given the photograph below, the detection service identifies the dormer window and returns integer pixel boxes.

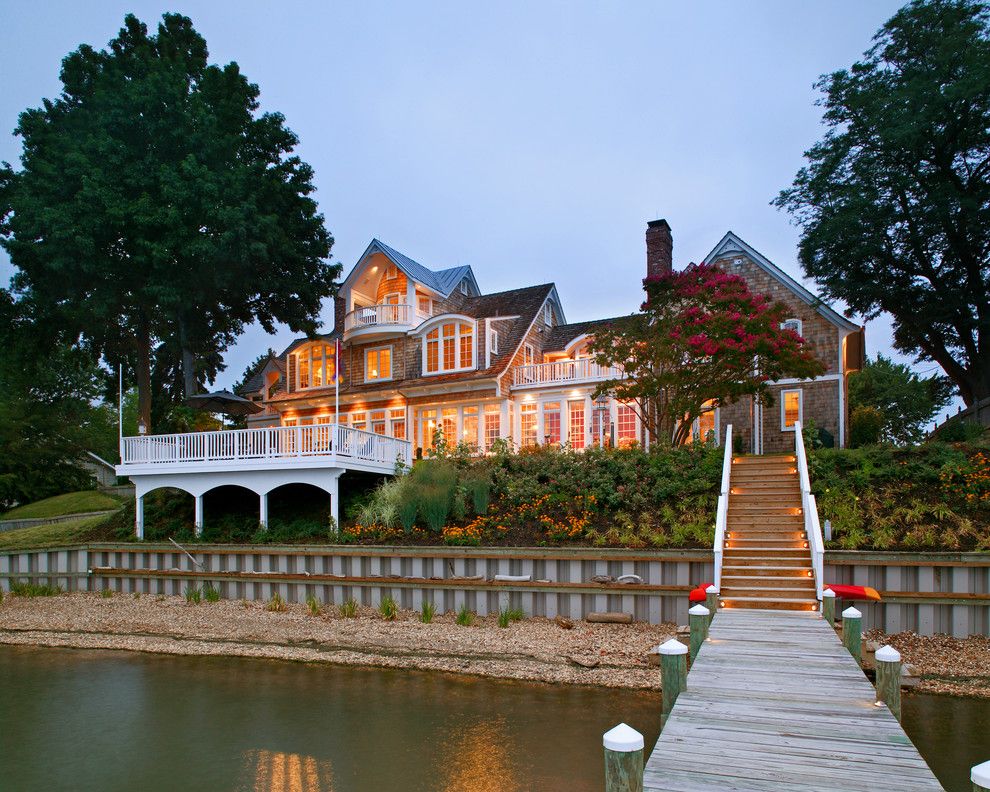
[544,303,553,326]
[384,264,400,281]
[424,321,475,374]
[459,279,469,295]
[490,330,499,355]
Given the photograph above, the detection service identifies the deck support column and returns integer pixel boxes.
[875,645,902,722]
[135,495,145,540]
[259,492,269,530]
[603,723,644,792]
[658,638,688,729]
[329,473,341,532]
[688,604,710,662]
[194,495,204,537]
[842,606,862,664]
[973,760,990,792]
[822,588,835,626]
[704,585,718,625]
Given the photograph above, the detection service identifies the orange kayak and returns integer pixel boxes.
[825,584,881,602]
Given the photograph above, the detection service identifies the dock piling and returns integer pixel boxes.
[704,585,718,624]
[822,588,835,625]
[688,604,710,661]
[874,644,901,721]
[658,638,688,728]
[841,606,862,664]
[603,723,644,792]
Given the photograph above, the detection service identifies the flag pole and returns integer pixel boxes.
[334,337,340,425]
[118,365,124,460]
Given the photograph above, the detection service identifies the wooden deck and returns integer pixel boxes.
[644,608,942,791]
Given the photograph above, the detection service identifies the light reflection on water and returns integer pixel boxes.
[439,719,521,792]
[242,750,334,792]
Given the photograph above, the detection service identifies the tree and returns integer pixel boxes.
[234,348,278,395]
[848,354,954,444]
[0,291,116,509]
[775,0,990,406]
[0,14,337,432]
[588,264,825,446]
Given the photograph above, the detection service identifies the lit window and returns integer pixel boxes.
[520,403,537,447]
[442,408,457,445]
[389,408,406,440]
[568,400,585,450]
[293,344,336,391]
[298,353,310,389]
[365,347,392,382]
[419,409,437,452]
[543,402,561,445]
[424,322,475,374]
[351,412,367,433]
[617,405,637,447]
[462,406,479,449]
[384,264,399,281]
[781,389,802,430]
[484,404,501,451]
[417,295,432,317]
[695,400,717,445]
[371,410,387,435]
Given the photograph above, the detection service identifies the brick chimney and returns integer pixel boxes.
[646,219,672,279]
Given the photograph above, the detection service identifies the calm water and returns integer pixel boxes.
[0,646,661,791]
[1,646,987,792]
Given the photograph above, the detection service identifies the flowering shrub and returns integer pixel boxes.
[940,451,990,505]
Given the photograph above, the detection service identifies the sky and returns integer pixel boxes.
[0,0,955,416]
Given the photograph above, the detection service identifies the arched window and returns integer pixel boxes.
[423,321,475,374]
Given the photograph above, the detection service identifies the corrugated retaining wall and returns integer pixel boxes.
[1,544,987,635]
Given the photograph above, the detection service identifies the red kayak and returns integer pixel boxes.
[825,584,881,602]
[689,582,714,603]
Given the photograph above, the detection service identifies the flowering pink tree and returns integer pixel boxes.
[588,263,825,446]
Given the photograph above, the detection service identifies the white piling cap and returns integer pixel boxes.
[705,585,719,594]
[658,638,688,656]
[972,760,990,787]
[875,645,901,663]
[822,588,836,598]
[841,606,862,619]
[689,604,710,616]
[603,722,644,752]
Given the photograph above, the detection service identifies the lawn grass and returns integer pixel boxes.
[0,513,116,551]
[2,490,121,521]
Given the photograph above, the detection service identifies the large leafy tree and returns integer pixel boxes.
[775,0,990,406]
[848,354,954,444]
[589,264,825,446]
[0,13,337,432]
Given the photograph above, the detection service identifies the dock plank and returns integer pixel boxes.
[643,608,942,791]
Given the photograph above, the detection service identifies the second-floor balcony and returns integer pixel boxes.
[343,303,413,342]
[511,358,625,389]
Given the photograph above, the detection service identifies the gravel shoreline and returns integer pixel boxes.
[0,592,674,689]
[1,593,987,696]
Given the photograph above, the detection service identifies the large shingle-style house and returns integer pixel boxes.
[117,220,864,536]
[243,223,864,456]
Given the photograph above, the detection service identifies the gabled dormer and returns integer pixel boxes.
[339,239,480,343]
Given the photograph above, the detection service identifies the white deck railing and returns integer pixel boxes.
[120,424,411,470]
[712,424,733,591]
[511,358,624,388]
[794,421,825,600]
[343,303,412,331]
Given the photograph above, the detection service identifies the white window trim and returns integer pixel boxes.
[420,318,478,376]
[490,329,499,355]
[524,343,535,366]
[781,318,803,337]
[780,388,803,432]
[292,343,332,391]
[544,303,553,326]
[364,345,394,383]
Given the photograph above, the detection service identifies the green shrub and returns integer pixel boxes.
[410,461,458,532]
[203,583,221,603]
[464,472,491,515]
[455,604,475,626]
[184,585,201,604]
[849,406,884,447]
[10,581,62,597]
[101,587,114,599]
[398,486,419,533]
[420,600,436,624]
[379,595,398,621]
[357,478,404,529]
[339,598,358,618]
[497,609,511,628]
[306,594,322,616]
[267,592,286,612]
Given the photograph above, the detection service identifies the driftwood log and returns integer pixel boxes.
[587,612,634,624]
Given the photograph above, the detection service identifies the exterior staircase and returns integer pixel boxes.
[720,455,818,611]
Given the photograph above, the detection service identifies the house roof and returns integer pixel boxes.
[543,316,633,353]
[347,238,480,298]
[240,356,286,395]
[703,232,861,332]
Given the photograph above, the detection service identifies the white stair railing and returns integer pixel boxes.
[712,423,733,591]
[793,421,825,600]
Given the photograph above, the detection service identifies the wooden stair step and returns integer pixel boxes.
[721,557,810,568]
[720,597,818,611]
[722,569,814,581]
[732,455,795,464]
[721,584,816,597]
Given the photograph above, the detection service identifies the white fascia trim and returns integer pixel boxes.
[401,379,497,398]
[408,313,477,337]
[702,231,860,332]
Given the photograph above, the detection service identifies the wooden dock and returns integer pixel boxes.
[644,608,943,791]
